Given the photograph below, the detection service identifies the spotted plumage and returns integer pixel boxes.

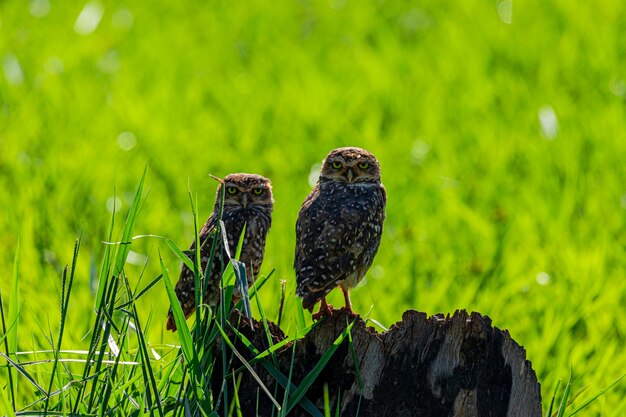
[295,147,386,319]
[166,173,273,331]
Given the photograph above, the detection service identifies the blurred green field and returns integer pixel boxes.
[1,0,626,413]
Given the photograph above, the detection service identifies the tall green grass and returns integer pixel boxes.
[2,0,626,414]
[0,171,622,415]
[0,170,362,415]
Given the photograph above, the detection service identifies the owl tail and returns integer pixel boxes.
[301,298,316,312]
[301,291,329,312]
[299,283,334,311]
[166,311,177,331]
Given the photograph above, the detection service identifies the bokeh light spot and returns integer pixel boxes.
[112,7,134,30]
[308,163,322,187]
[411,140,430,165]
[497,0,513,24]
[30,0,51,18]
[127,250,148,266]
[538,105,558,140]
[117,131,137,151]
[610,79,626,98]
[74,1,104,35]
[106,196,123,213]
[3,53,24,85]
[398,9,431,34]
[536,272,551,285]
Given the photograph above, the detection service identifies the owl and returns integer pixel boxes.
[295,147,386,319]
[166,173,273,331]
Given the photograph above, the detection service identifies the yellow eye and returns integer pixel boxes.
[226,186,238,195]
[331,161,342,169]
[253,188,264,195]
[358,162,369,169]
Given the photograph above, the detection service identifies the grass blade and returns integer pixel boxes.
[86,275,120,412]
[121,276,164,417]
[323,384,330,417]
[0,290,16,413]
[187,185,204,355]
[115,274,164,311]
[165,239,196,273]
[160,254,197,369]
[347,329,363,390]
[567,374,625,416]
[286,321,355,414]
[8,239,20,357]
[0,352,47,396]
[72,199,118,412]
[225,320,323,417]
[232,260,252,324]
[44,238,80,413]
[113,165,148,277]
[214,321,281,411]
[555,371,573,417]
[0,385,16,417]
[99,316,131,415]
[229,372,243,417]
[295,300,306,332]
[548,379,561,417]
[255,358,323,417]
[277,280,286,327]
[280,343,297,417]
[226,320,315,372]
[96,190,117,310]
[334,388,341,417]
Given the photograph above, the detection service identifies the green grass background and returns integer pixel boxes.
[1,0,626,413]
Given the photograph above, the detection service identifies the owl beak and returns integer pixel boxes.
[346,169,355,183]
[242,193,248,208]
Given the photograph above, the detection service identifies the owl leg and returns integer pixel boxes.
[340,287,355,316]
[311,297,333,321]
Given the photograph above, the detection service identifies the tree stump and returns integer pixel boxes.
[211,309,541,417]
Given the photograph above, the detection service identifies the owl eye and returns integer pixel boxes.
[226,186,238,195]
[331,161,342,169]
[358,162,369,169]
[253,187,264,195]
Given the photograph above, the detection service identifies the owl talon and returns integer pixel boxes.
[312,298,334,321]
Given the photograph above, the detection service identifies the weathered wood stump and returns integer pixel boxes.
[212,309,541,417]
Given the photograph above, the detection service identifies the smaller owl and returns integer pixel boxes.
[166,173,273,331]
[295,147,386,320]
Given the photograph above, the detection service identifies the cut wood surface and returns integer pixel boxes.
[212,309,542,417]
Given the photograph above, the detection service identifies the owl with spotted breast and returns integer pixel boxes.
[295,147,386,319]
[166,173,273,331]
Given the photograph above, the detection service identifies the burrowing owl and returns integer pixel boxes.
[166,173,273,331]
[295,147,386,319]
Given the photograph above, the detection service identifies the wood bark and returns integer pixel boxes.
[211,308,541,417]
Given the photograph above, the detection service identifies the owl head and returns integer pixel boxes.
[319,147,381,184]
[216,173,274,210]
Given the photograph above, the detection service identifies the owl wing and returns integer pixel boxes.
[166,213,218,331]
[190,213,218,252]
[295,186,386,307]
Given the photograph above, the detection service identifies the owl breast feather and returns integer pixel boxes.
[295,182,386,300]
